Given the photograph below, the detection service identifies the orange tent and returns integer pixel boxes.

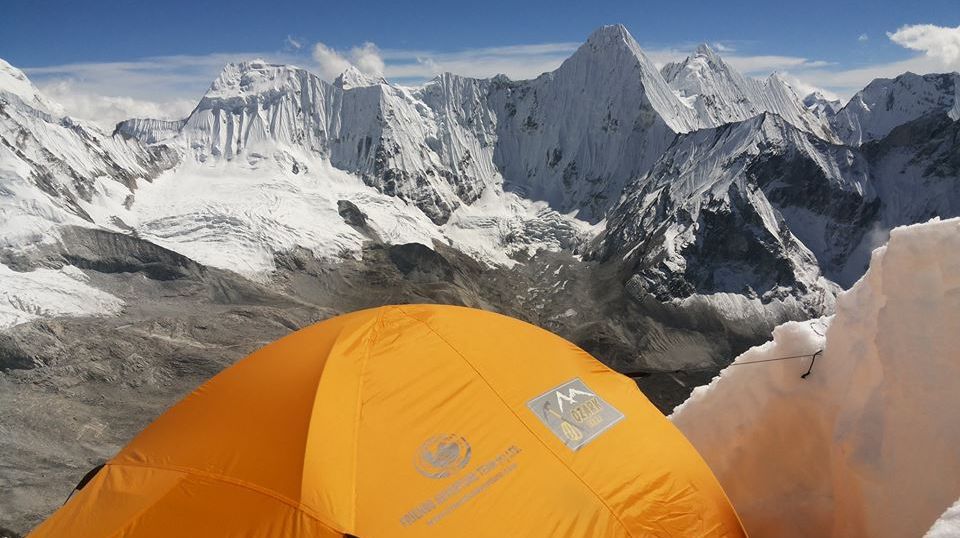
[30,304,745,537]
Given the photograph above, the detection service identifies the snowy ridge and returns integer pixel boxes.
[0,58,63,115]
[0,60,178,250]
[333,66,386,89]
[833,72,960,145]
[490,24,702,221]
[172,60,502,224]
[0,62,178,328]
[661,45,836,141]
[672,217,960,538]
[803,91,843,122]
[598,99,960,295]
[115,118,186,144]
[926,499,960,538]
[596,113,863,303]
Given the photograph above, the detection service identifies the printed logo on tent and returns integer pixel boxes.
[414,434,472,479]
[527,378,624,451]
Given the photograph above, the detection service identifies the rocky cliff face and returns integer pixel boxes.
[593,114,850,303]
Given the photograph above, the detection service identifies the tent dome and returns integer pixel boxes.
[30,305,745,537]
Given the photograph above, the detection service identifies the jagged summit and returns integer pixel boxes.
[333,65,386,89]
[693,43,722,64]
[204,60,316,100]
[586,23,632,43]
[803,91,843,121]
[575,24,668,75]
[573,23,664,78]
[660,44,836,141]
[557,23,701,134]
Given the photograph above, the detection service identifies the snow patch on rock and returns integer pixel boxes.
[0,263,123,329]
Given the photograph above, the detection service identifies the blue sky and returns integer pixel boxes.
[3,0,959,128]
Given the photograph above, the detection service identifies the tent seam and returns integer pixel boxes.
[393,305,637,538]
[349,307,385,533]
[299,324,345,533]
[102,461,343,534]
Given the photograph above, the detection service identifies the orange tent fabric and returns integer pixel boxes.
[30,304,746,537]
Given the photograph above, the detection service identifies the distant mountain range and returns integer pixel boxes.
[2,22,958,356]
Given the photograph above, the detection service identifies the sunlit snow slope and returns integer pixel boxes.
[671,217,960,538]
[0,59,177,326]
[926,499,960,538]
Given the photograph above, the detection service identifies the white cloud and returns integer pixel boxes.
[726,55,833,74]
[782,24,960,100]
[311,42,352,80]
[777,73,839,101]
[23,52,294,129]
[858,33,869,42]
[310,41,386,81]
[284,35,304,51]
[38,79,195,130]
[888,24,960,65]
[350,42,385,77]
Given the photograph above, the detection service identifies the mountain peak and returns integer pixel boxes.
[333,65,386,89]
[693,43,721,62]
[586,24,631,43]
[574,24,658,73]
[561,24,701,134]
[0,57,62,114]
[205,60,312,99]
[767,71,789,84]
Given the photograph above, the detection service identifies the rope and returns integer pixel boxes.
[728,350,821,366]
[624,349,825,381]
[728,349,823,379]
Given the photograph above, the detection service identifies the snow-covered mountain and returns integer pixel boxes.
[489,24,702,221]
[833,72,960,146]
[661,44,836,141]
[596,100,959,294]
[107,59,589,277]
[119,25,707,225]
[0,59,178,326]
[592,114,850,308]
[0,58,177,243]
[803,91,843,122]
[3,22,958,328]
[143,59,495,225]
